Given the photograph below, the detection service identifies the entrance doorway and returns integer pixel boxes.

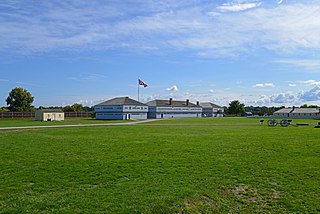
[126,114,131,120]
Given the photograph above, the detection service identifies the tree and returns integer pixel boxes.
[83,106,94,112]
[300,104,319,108]
[0,107,9,112]
[6,87,34,112]
[63,105,76,112]
[228,100,245,116]
[63,103,84,112]
[72,103,83,112]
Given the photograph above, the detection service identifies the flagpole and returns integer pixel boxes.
[138,78,140,101]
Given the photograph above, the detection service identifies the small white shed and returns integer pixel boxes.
[35,109,65,121]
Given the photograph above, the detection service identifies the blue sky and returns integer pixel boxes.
[1,0,320,107]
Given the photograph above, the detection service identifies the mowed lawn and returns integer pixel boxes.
[0,118,319,213]
[0,117,127,128]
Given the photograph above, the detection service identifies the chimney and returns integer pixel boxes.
[196,101,200,106]
[169,98,173,105]
[186,99,189,106]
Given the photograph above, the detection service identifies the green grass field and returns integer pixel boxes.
[0,117,127,128]
[0,118,319,213]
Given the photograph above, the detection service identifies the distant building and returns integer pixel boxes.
[273,108,293,118]
[35,109,64,121]
[273,107,320,119]
[200,102,224,117]
[245,112,253,117]
[94,97,148,120]
[146,98,202,119]
[290,107,320,119]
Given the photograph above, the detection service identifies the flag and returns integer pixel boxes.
[138,79,148,87]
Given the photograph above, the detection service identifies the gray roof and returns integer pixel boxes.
[36,109,63,113]
[292,108,319,114]
[274,107,320,114]
[274,108,293,114]
[96,97,147,106]
[200,102,222,109]
[146,99,200,107]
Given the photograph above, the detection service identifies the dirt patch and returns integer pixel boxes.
[231,184,280,205]
[181,194,219,213]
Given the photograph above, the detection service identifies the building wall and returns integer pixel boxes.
[95,105,123,113]
[149,112,201,119]
[35,111,43,121]
[126,113,148,120]
[289,113,320,119]
[273,112,320,119]
[35,112,64,121]
[95,105,148,113]
[202,108,224,117]
[95,105,148,120]
[96,112,147,120]
[147,106,202,119]
[96,113,124,120]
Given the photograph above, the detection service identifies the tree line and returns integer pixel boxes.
[0,87,93,113]
[1,87,318,115]
[225,100,319,116]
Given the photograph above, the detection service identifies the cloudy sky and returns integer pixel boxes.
[1,0,320,107]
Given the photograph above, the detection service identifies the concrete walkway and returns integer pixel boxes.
[0,119,158,131]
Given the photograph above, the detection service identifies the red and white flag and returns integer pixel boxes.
[138,79,148,87]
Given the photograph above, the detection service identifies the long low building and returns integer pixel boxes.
[273,107,320,119]
[200,102,224,117]
[94,97,225,120]
[146,98,202,119]
[95,97,148,120]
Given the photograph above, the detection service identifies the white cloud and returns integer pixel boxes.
[0,1,319,59]
[243,87,320,106]
[299,86,320,101]
[142,84,320,107]
[288,83,296,87]
[166,85,179,91]
[217,2,262,12]
[275,59,320,70]
[270,92,295,104]
[15,81,39,87]
[278,0,284,5]
[253,83,275,87]
[301,80,320,86]
[69,72,106,81]
[217,2,263,12]
[207,11,221,17]
[78,99,94,105]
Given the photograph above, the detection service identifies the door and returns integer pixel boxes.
[126,114,131,120]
